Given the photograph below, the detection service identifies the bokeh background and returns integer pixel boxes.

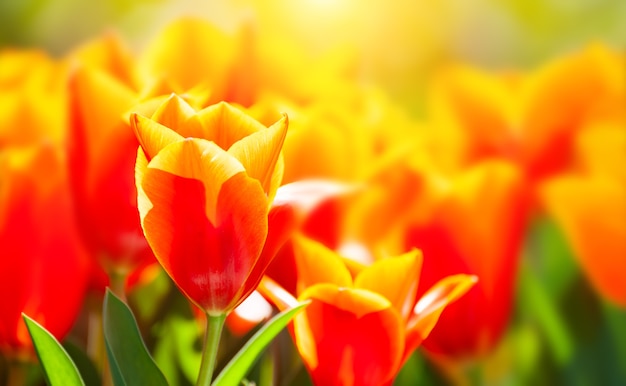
[3,0,625,115]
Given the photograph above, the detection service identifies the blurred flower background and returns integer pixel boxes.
[1,0,625,385]
[2,0,625,109]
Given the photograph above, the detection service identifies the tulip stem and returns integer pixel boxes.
[196,313,227,386]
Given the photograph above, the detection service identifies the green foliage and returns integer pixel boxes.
[63,341,101,386]
[22,314,85,386]
[103,289,169,386]
[213,302,309,386]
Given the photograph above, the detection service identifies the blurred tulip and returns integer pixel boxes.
[405,160,527,359]
[133,98,294,315]
[68,65,154,283]
[537,58,626,305]
[260,236,476,386]
[67,30,216,290]
[0,49,68,148]
[0,145,88,358]
[573,121,626,182]
[541,176,626,307]
[138,18,238,102]
[70,32,140,91]
[427,44,624,184]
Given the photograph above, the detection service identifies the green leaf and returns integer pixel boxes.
[103,289,169,386]
[63,341,102,386]
[213,301,309,386]
[518,263,573,364]
[524,217,579,299]
[22,313,85,386]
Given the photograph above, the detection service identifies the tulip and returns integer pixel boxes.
[133,97,293,312]
[259,236,477,386]
[68,65,154,287]
[0,49,68,148]
[404,160,527,359]
[540,119,626,307]
[541,175,626,307]
[67,33,214,292]
[133,97,295,384]
[427,44,624,184]
[0,145,88,359]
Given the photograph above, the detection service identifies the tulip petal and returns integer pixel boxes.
[69,66,137,190]
[234,201,297,310]
[575,123,626,181]
[405,161,525,358]
[0,146,88,351]
[272,179,360,220]
[150,94,198,133]
[541,176,626,306]
[228,114,288,199]
[258,277,300,312]
[354,250,422,321]
[521,44,625,178]
[430,65,515,164]
[295,284,404,386]
[196,102,268,151]
[404,274,478,362]
[208,172,270,311]
[71,32,138,89]
[292,236,353,294]
[226,291,274,337]
[135,147,151,227]
[132,114,185,162]
[138,18,236,92]
[138,139,269,313]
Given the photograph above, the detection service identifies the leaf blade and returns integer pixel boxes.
[213,301,309,386]
[22,313,85,386]
[103,289,169,386]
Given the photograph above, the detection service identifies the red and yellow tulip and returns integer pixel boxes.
[261,235,477,386]
[0,145,88,358]
[405,160,527,359]
[426,44,624,184]
[540,119,626,307]
[133,97,294,315]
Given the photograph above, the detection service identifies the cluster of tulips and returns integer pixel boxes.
[1,16,624,386]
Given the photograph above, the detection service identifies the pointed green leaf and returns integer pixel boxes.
[22,313,85,386]
[63,341,102,386]
[103,289,169,386]
[213,301,309,386]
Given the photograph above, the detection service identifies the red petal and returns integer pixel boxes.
[294,284,404,386]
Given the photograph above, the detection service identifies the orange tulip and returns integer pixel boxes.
[404,160,528,359]
[539,98,626,306]
[68,65,155,280]
[0,49,68,148]
[67,33,213,288]
[0,145,88,358]
[133,98,294,315]
[541,176,626,307]
[427,44,624,183]
[260,236,477,386]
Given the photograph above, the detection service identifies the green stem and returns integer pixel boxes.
[196,313,227,386]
